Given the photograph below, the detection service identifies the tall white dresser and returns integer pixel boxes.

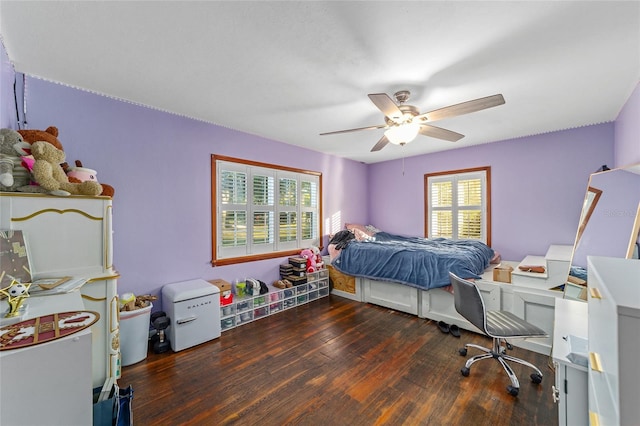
[552,298,588,426]
[0,193,120,386]
[587,256,640,426]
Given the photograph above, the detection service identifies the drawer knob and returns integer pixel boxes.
[589,287,602,299]
[589,352,603,372]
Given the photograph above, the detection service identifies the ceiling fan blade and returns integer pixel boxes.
[417,94,505,122]
[368,93,403,121]
[418,124,464,142]
[370,135,390,152]
[320,124,386,136]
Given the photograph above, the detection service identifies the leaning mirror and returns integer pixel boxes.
[564,163,640,300]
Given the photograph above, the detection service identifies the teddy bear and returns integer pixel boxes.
[17,126,63,150]
[300,248,317,273]
[310,246,325,270]
[28,141,103,196]
[16,126,111,197]
[0,128,32,192]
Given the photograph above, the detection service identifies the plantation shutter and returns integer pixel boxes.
[214,158,321,262]
[219,165,248,257]
[427,169,487,243]
[251,169,275,253]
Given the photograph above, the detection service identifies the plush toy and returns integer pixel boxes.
[310,246,325,270]
[63,160,115,197]
[0,128,31,192]
[17,126,63,150]
[29,141,102,196]
[300,248,317,273]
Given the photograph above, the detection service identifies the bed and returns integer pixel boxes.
[329,225,496,291]
[327,224,501,330]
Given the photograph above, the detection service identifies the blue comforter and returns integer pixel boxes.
[332,232,494,290]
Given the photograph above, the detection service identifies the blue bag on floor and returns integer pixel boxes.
[116,385,134,426]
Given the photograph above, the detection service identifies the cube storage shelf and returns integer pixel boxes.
[220,269,330,332]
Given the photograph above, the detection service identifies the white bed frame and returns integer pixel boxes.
[339,246,574,356]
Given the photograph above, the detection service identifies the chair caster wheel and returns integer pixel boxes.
[530,373,543,384]
[461,367,470,377]
[507,386,519,396]
[459,348,467,356]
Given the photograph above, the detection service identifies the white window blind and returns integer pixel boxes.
[427,168,489,243]
[214,158,321,262]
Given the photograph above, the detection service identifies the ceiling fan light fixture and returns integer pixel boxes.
[384,121,420,145]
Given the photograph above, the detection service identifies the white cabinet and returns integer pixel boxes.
[419,279,501,332]
[0,292,92,426]
[552,298,588,426]
[507,286,559,354]
[587,256,640,426]
[0,193,120,386]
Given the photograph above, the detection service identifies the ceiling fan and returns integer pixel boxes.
[320,90,505,152]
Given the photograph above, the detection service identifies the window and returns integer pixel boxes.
[425,166,491,245]
[212,155,322,266]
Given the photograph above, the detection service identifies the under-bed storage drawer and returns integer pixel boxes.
[419,281,500,331]
[363,279,419,315]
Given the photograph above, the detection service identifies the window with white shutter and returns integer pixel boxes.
[212,156,322,265]
[425,167,490,245]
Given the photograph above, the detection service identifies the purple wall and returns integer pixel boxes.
[10,75,368,299]
[614,82,640,167]
[368,125,615,261]
[0,39,16,129]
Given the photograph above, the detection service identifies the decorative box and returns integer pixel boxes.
[279,263,293,272]
[290,267,306,277]
[287,275,307,286]
[288,257,307,269]
[493,264,514,283]
[208,278,232,293]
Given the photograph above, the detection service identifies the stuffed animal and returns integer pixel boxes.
[63,160,115,197]
[300,248,317,273]
[310,246,325,270]
[17,126,63,150]
[29,141,102,196]
[0,128,31,192]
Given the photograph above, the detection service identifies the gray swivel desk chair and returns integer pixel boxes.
[449,272,547,396]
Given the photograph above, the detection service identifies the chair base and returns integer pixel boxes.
[459,338,543,396]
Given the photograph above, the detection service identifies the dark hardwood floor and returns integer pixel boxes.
[120,295,557,425]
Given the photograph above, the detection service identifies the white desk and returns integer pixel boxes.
[552,298,588,426]
[0,291,92,426]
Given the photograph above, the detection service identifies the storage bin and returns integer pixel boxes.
[269,302,283,313]
[221,317,235,331]
[119,302,152,366]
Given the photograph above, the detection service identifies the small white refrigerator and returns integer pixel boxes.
[162,279,220,352]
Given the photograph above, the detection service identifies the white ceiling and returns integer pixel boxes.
[1,1,638,164]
